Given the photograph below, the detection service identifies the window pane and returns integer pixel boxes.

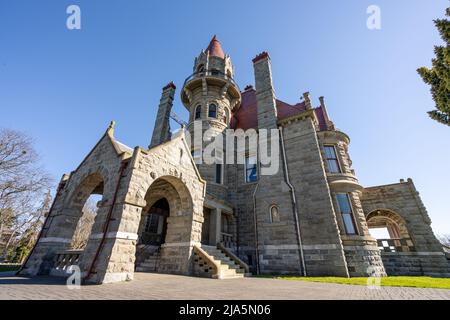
[208,104,217,118]
[245,155,258,182]
[327,159,340,173]
[343,214,356,234]
[324,146,336,159]
[336,193,351,214]
[195,105,201,119]
[215,164,222,184]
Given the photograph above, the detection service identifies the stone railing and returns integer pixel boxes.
[220,232,233,248]
[192,245,221,278]
[217,242,250,274]
[377,238,415,253]
[50,249,83,277]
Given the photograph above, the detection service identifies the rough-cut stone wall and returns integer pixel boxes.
[19,128,127,279]
[281,114,349,277]
[361,180,450,277]
[316,130,386,276]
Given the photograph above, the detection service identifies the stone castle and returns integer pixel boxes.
[19,36,450,283]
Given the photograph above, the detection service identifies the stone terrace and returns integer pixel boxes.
[0,272,449,300]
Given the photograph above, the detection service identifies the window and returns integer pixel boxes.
[208,104,217,118]
[145,214,159,234]
[215,164,222,184]
[191,148,201,167]
[335,193,357,235]
[195,105,201,120]
[270,205,280,223]
[211,68,220,76]
[245,155,258,183]
[324,145,341,173]
[197,64,204,74]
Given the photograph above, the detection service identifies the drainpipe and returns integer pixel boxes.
[252,182,260,275]
[279,126,307,276]
[84,161,128,282]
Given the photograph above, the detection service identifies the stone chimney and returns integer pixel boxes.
[253,52,278,129]
[149,82,176,148]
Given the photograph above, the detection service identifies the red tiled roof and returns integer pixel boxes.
[231,88,327,131]
[206,35,225,59]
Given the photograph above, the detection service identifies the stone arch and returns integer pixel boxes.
[141,176,194,244]
[61,172,108,247]
[366,209,411,240]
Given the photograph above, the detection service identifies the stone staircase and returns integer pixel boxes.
[135,245,160,272]
[193,245,250,279]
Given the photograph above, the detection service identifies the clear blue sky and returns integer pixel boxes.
[0,1,448,235]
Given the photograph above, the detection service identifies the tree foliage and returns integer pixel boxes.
[0,128,52,261]
[418,7,450,126]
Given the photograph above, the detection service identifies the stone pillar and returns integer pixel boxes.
[209,208,221,245]
[149,82,176,148]
[253,52,278,130]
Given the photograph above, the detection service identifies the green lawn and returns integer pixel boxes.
[270,276,450,289]
[0,264,21,272]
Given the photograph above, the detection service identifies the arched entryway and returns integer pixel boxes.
[137,198,169,246]
[366,209,415,252]
[134,176,196,273]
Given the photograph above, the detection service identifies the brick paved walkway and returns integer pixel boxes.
[0,272,449,300]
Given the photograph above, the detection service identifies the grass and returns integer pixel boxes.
[268,276,450,289]
[0,264,21,273]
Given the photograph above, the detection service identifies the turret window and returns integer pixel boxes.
[208,104,217,118]
[335,193,358,235]
[324,145,341,173]
[195,105,201,120]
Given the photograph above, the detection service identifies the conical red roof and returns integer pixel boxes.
[205,35,225,59]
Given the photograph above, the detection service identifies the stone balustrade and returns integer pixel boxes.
[49,249,83,277]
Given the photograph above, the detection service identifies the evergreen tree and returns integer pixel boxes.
[417,7,450,126]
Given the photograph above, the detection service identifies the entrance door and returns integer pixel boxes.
[201,207,211,245]
[140,198,169,246]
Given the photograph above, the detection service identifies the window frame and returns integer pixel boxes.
[208,103,217,119]
[245,154,258,183]
[324,145,342,173]
[194,105,202,120]
[335,193,358,235]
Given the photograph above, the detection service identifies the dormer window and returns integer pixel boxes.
[208,104,217,118]
[195,105,201,120]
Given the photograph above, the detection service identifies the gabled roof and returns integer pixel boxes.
[205,35,225,59]
[230,87,329,130]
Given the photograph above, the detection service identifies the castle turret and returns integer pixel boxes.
[181,36,241,197]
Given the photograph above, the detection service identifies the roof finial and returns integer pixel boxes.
[107,120,116,136]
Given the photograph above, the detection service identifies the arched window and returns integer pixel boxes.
[208,104,217,118]
[197,64,204,74]
[226,69,232,79]
[211,68,220,76]
[195,105,201,120]
[270,205,280,223]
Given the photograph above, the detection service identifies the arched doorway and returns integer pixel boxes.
[134,176,196,273]
[138,198,169,246]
